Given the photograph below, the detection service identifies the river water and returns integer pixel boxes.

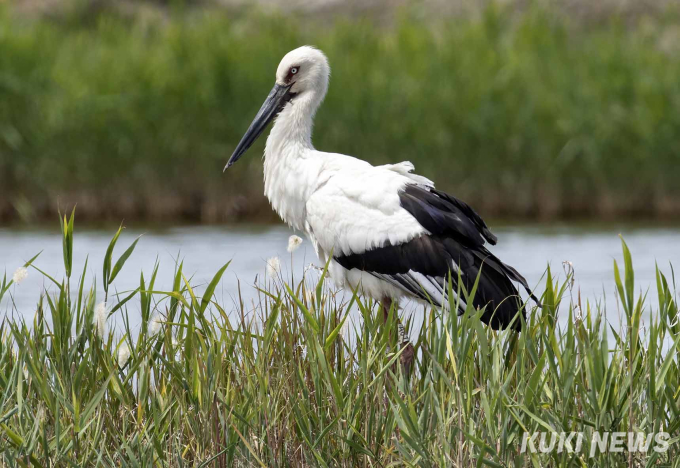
[1,223,679,333]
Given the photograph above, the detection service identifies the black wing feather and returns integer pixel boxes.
[399,184,497,246]
[335,234,526,330]
[334,183,537,331]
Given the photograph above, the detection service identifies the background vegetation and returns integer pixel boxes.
[1,2,680,223]
[0,215,679,465]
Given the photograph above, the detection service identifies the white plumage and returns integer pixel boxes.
[227,46,535,331]
[305,160,430,299]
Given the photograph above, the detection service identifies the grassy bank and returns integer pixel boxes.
[0,214,679,465]
[1,4,680,223]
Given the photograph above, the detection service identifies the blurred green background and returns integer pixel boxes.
[1,0,680,224]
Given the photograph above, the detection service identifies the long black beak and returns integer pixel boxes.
[224,83,294,170]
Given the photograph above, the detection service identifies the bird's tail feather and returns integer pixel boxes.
[458,250,535,331]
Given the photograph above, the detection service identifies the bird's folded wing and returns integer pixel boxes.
[305,163,535,330]
[398,184,497,246]
[305,171,451,306]
[305,168,428,258]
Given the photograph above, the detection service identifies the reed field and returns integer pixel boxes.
[2,3,680,223]
[0,212,677,466]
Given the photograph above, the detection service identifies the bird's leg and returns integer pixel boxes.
[398,320,415,375]
[380,297,393,323]
[380,298,415,374]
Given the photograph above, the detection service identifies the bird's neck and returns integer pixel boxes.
[266,92,319,154]
[263,92,322,229]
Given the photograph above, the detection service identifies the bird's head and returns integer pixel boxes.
[275,46,330,100]
[225,46,330,170]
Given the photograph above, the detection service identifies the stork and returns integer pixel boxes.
[226,46,537,368]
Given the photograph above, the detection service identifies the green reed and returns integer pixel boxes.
[0,213,678,466]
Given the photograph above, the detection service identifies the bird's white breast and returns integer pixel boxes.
[263,145,324,231]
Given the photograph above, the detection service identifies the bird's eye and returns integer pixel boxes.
[290,67,299,75]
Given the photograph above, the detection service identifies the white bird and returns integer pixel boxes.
[226,46,538,354]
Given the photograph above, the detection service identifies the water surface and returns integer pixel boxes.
[1,223,678,331]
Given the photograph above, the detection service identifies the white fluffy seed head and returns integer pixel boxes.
[287,235,303,253]
[266,257,281,277]
[93,302,108,339]
[304,263,320,275]
[149,313,163,336]
[117,341,131,368]
[305,289,315,306]
[339,317,351,340]
[12,267,28,285]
